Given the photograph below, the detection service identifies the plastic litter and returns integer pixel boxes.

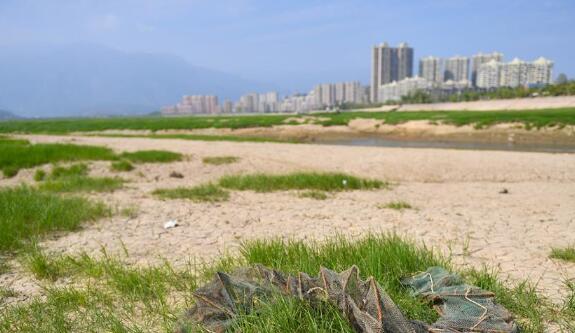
[164,220,178,229]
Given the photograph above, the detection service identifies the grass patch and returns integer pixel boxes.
[229,294,354,332]
[219,172,386,192]
[110,160,135,172]
[0,186,109,252]
[39,176,124,193]
[50,163,89,178]
[153,184,230,203]
[0,233,558,332]
[33,169,46,181]
[550,247,575,263]
[121,150,182,163]
[202,156,240,165]
[378,201,414,210]
[0,139,116,176]
[1,109,574,135]
[298,190,329,200]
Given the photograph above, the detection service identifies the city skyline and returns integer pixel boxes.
[1,0,573,95]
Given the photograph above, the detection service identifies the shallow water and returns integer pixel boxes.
[316,137,575,154]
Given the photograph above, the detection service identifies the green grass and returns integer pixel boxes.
[33,169,46,181]
[121,150,182,163]
[378,201,414,210]
[50,163,89,178]
[0,186,109,252]
[202,156,240,165]
[153,184,230,203]
[0,137,181,176]
[110,160,135,172]
[229,294,354,332]
[39,176,124,193]
[0,139,116,177]
[219,172,386,192]
[0,108,574,135]
[550,247,575,263]
[298,190,329,200]
[0,234,560,332]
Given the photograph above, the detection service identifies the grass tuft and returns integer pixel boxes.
[39,176,124,193]
[550,247,575,263]
[50,163,89,178]
[153,184,230,203]
[378,201,414,210]
[219,172,386,192]
[0,186,109,252]
[33,169,46,181]
[110,160,135,172]
[298,190,329,200]
[121,150,182,163]
[202,156,240,165]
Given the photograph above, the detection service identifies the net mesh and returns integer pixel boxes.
[401,267,519,333]
[177,265,519,333]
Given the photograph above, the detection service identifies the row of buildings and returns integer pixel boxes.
[162,81,370,115]
[162,42,557,115]
[373,43,554,103]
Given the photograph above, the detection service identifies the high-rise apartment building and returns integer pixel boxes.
[161,95,219,115]
[313,81,367,108]
[528,57,554,86]
[444,56,470,83]
[419,56,444,83]
[371,42,414,102]
[476,60,501,89]
[477,57,554,89]
[471,52,504,87]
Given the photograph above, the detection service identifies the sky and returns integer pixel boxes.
[0,0,573,93]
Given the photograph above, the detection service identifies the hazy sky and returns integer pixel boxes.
[1,0,573,93]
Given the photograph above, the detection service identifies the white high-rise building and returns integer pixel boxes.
[528,57,554,86]
[419,56,444,83]
[444,56,470,83]
[477,57,554,89]
[476,60,502,89]
[471,52,504,87]
[378,77,434,103]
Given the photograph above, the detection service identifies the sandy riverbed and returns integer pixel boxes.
[1,135,574,305]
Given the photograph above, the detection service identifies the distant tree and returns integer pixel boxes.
[556,73,569,85]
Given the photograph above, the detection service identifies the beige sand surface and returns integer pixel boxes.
[1,135,574,305]
[394,95,575,111]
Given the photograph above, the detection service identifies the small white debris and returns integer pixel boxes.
[342,179,348,186]
[164,220,178,229]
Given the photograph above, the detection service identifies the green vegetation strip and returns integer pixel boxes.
[120,150,182,163]
[0,186,109,252]
[379,201,414,210]
[0,137,182,177]
[202,156,240,165]
[153,184,230,203]
[218,172,386,192]
[0,234,563,332]
[0,108,574,135]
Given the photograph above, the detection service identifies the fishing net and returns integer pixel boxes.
[401,267,519,333]
[176,265,518,333]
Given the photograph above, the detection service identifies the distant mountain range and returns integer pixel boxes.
[0,109,20,120]
[0,43,265,118]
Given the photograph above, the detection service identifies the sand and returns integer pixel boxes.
[1,134,574,306]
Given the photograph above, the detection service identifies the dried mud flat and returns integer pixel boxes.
[1,135,575,304]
